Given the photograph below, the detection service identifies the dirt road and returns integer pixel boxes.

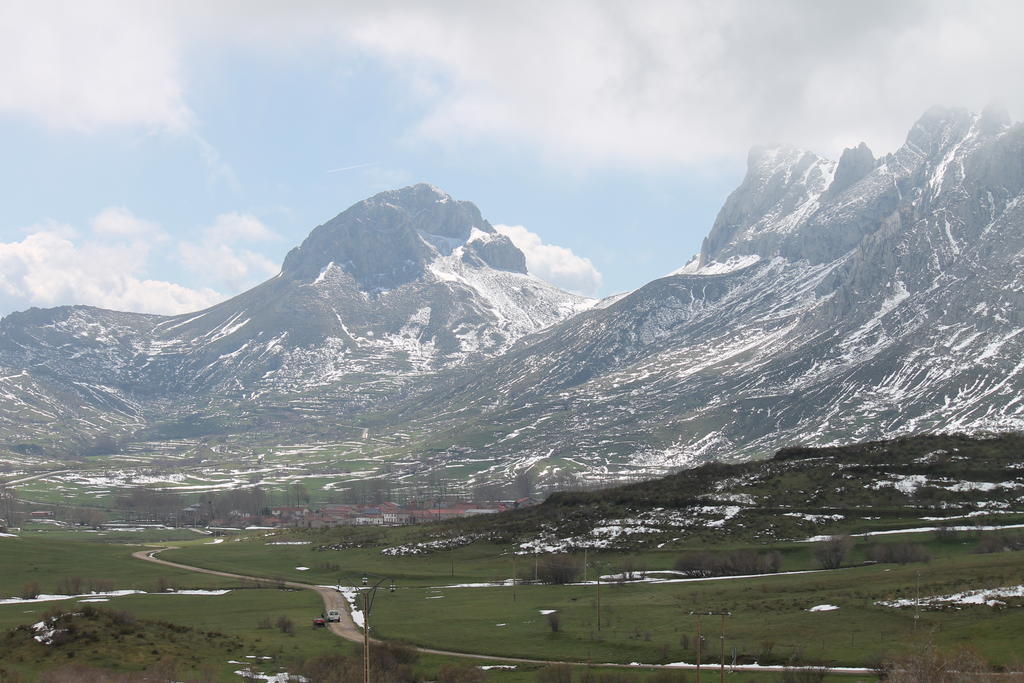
[133,546,876,677]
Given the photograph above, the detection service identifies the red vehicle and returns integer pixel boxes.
[312,617,326,628]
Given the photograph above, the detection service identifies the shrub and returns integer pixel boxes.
[438,664,487,682]
[813,535,853,570]
[537,555,581,584]
[20,581,40,600]
[880,644,990,682]
[547,611,561,632]
[674,550,782,577]
[536,664,573,683]
[780,667,829,683]
[275,615,294,635]
[867,542,931,564]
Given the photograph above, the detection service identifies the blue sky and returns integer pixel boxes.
[0,2,1018,315]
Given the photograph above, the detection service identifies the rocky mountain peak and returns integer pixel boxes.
[697,145,834,267]
[826,142,875,197]
[280,183,525,291]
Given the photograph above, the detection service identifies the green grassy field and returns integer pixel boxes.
[0,534,236,598]
[0,529,890,682]
[158,529,1024,672]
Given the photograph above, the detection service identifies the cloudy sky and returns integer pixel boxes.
[1,1,1020,315]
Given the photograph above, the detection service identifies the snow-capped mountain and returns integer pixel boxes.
[3,108,1024,477]
[401,106,1024,476]
[0,185,592,450]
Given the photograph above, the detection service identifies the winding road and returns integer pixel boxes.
[133,546,877,677]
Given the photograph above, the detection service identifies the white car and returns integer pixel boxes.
[326,610,342,622]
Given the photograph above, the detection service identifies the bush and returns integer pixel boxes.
[537,555,581,584]
[438,664,487,682]
[880,644,990,682]
[867,542,931,564]
[780,667,829,683]
[20,581,40,600]
[275,615,294,635]
[547,611,561,632]
[813,535,853,570]
[674,549,782,577]
[972,533,1024,554]
[536,664,573,683]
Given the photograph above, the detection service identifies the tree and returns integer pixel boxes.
[0,485,20,527]
[813,535,853,569]
[513,468,536,498]
[537,555,581,584]
[880,644,990,682]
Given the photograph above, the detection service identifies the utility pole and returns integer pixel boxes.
[512,551,517,602]
[720,612,726,683]
[914,571,920,632]
[363,590,370,683]
[596,572,602,631]
[583,548,587,582]
[360,576,394,683]
[695,613,702,683]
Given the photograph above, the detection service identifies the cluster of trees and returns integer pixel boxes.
[537,555,582,584]
[675,549,783,577]
[0,484,20,528]
[299,642,420,682]
[972,532,1024,554]
[812,535,853,569]
[866,542,931,565]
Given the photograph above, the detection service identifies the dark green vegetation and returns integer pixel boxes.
[399,432,1024,549]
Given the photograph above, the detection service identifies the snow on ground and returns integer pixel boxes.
[0,532,17,538]
[807,604,839,612]
[31,618,64,645]
[803,521,1024,542]
[206,538,224,544]
[877,585,1024,609]
[784,513,844,523]
[234,670,308,682]
[294,567,309,571]
[868,474,928,495]
[332,586,364,628]
[538,609,556,615]
[0,590,146,605]
[266,541,310,545]
[479,665,517,670]
[0,589,231,604]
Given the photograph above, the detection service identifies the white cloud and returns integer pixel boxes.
[4,2,1024,166]
[91,207,167,241]
[178,213,280,291]
[0,222,222,316]
[495,224,602,297]
[0,2,191,132]
[336,0,1024,163]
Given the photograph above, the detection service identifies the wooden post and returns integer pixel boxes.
[720,613,725,683]
[696,614,701,683]
[512,552,517,602]
[363,591,370,683]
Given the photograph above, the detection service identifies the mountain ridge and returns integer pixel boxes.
[2,108,1023,487]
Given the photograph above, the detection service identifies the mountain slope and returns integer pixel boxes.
[392,106,1024,480]
[0,185,592,454]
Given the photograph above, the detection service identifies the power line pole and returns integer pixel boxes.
[512,551,517,602]
[720,612,726,683]
[914,570,920,632]
[695,613,702,683]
